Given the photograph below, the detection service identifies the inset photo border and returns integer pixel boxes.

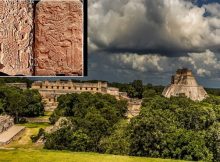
[0,0,87,77]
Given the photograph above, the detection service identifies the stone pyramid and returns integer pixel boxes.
[162,68,208,101]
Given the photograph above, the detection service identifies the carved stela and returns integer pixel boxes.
[35,0,83,76]
[0,0,34,75]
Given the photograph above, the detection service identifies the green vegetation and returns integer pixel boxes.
[0,77,33,87]
[129,95,216,161]
[0,149,186,162]
[0,85,44,123]
[109,80,164,99]
[2,78,220,162]
[46,92,127,152]
[6,123,50,149]
[42,89,220,162]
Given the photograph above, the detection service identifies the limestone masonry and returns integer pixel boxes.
[162,68,208,101]
[0,116,14,134]
[31,81,129,111]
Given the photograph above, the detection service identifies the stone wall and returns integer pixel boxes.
[32,81,123,111]
[127,99,142,118]
[163,69,208,101]
[0,0,34,75]
[0,115,14,134]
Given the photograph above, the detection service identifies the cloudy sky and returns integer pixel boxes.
[84,0,220,88]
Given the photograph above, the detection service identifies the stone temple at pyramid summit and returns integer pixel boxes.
[162,68,208,101]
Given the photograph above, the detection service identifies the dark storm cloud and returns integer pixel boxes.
[87,0,220,87]
[89,0,220,56]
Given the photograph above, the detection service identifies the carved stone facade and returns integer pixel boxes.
[162,68,208,101]
[0,0,34,75]
[31,81,128,111]
[127,99,142,118]
[0,0,83,76]
[34,0,83,76]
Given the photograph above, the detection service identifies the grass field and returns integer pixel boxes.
[0,121,187,162]
[0,149,186,162]
[5,122,51,149]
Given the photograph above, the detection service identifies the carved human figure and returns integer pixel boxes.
[35,0,83,76]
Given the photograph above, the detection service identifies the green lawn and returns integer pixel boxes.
[44,111,53,116]
[0,149,187,162]
[6,123,51,149]
[1,122,187,162]
[18,122,50,128]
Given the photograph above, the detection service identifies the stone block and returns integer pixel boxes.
[0,0,34,75]
[34,0,83,76]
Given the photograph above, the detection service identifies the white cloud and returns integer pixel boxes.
[88,0,220,55]
[87,0,220,87]
[111,53,168,72]
[103,50,220,78]
[179,50,220,76]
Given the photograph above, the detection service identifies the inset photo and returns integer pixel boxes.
[0,0,86,76]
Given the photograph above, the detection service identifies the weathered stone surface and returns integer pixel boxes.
[0,115,14,134]
[0,0,34,75]
[35,0,83,76]
[0,125,25,145]
[162,68,208,101]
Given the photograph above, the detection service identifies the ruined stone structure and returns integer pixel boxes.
[162,68,208,101]
[0,116,14,134]
[35,0,83,76]
[32,81,127,111]
[0,117,25,146]
[6,83,28,89]
[0,0,83,76]
[0,0,34,75]
[127,99,142,118]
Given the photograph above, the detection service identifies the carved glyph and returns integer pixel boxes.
[35,0,83,76]
[0,0,33,75]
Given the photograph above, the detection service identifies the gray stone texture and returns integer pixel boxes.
[162,68,208,101]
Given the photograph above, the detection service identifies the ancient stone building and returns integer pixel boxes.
[126,99,142,118]
[32,81,127,111]
[6,83,28,89]
[162,68,208,101]
[0,115,25,145]
[0,116,14,134]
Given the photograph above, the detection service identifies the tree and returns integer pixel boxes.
[46,92,128,152]
[99,120,130,155]
[131,80,143,99]
[7,90,27,123]
[0,85,44,122]
[127,85,137,98]
[129,95,216,161]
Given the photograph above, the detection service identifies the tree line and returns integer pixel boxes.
[0,84,44,123]
[42,88,220,161]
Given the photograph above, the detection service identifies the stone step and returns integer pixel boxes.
[0,125,25,145]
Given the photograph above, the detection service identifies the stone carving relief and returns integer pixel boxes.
[35,0,83,76]
[0,0,33,75]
